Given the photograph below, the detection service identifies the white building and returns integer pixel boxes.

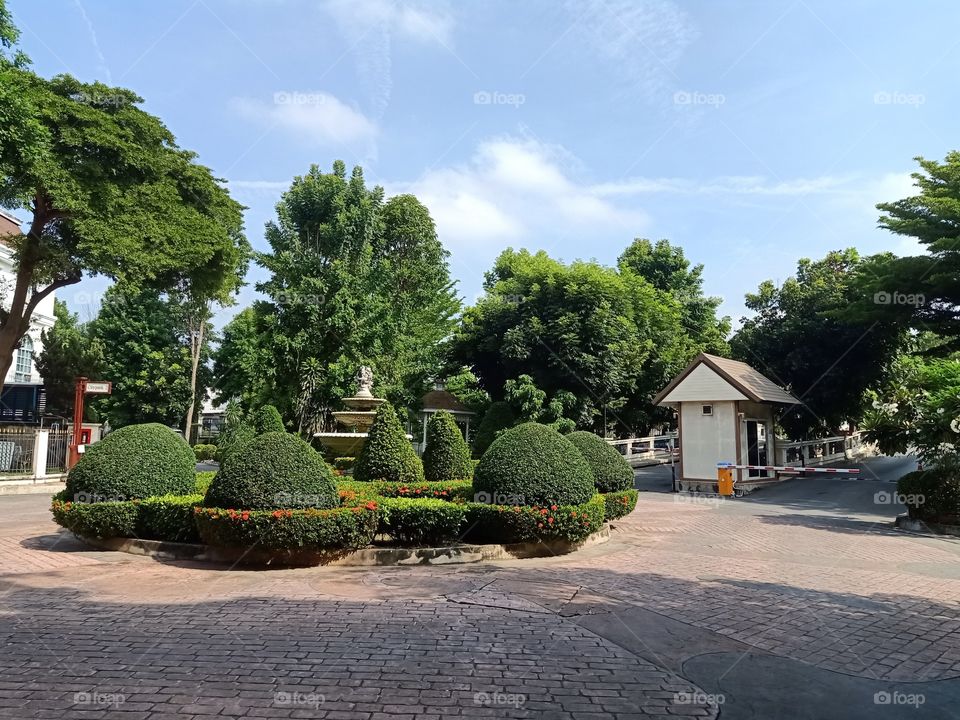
[0,209,56,421]
[652,353,800,492]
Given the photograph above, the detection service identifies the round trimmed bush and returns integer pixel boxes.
[203,432,338,510]
[252,404,285,434]
[473,422,595,506]
[353,402,424,483]
[566,431,635,492]
[423,410,473,481]
[64,423,195,501]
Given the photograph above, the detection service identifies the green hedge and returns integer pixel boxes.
[566,431,635,492]
[473,422,595,506]
[377,498,466,546]
[423,411,473,481]
[193,444,217,462]
[204,432,338,510]
[472,401,514,457]
[65,423,195,501]
[51,497,139,539]
[252,404,285,434]
[602,489,638,520]
[372,479,473,502]
[195,505,378,550]
[195,471,216,494]
[897,469,960,523]
[354,403,424,483]
[136,494,204,543]
[462,494,605,544]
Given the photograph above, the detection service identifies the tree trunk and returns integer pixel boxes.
[183,314,205,443]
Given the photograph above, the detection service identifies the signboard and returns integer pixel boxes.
[85,381,112,395]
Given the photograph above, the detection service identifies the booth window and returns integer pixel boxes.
[701,404,713,416]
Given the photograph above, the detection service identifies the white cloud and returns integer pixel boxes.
[391,137,648,251]
[566,0,697,101]
[592,174,854,197]
[325,0,454,45]
[230,93,377,146]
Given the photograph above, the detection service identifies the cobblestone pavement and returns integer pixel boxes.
[1,455,958,718]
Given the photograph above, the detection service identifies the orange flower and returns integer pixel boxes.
[547,517,554,524]
[240,512,250,521]
[550,505,558,511]
[364,501,378,511]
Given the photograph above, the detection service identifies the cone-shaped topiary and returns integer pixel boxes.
[353,402,424,483]
[565,431,635,492]
[252,404,285,434]
[203,431,338,510]
[473,422,595,506]
[423,410,474,481]
[65,423,195,501]
[472,401,515,457]
[215,406,256,466]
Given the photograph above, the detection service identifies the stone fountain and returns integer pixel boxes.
[314,367,386,457]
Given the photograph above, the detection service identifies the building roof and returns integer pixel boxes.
[421,389,474,414]
[0,210,23,247]
[652,353,801,406]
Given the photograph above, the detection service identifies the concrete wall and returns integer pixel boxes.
[680,400,737,480]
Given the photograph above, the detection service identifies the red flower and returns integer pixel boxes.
[540,508,548,515]
[240,512,250,521]
[364,501,378,511]
[547,517,554,524]
[550,505,558,511]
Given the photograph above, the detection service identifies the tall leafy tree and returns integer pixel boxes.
[857,152,960,351]
[0,2,246,395]
[731,249,906,437]
[34,299,104,418]
[92,286,208,429]
[451,248,699,435]
[250,162,459,433]
[211,306,274,413]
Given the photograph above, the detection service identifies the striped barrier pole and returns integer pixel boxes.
[716,462,860,475]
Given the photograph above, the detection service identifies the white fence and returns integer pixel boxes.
[0,429,69,482]
[774,432,865,467]
[607,432,678,465]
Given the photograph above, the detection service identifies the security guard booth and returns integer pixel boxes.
[652,353,801,493]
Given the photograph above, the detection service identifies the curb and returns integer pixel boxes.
[0,480,66,496]
[74,524,612,567]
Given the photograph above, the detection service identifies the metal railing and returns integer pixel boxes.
[774,432,864,466]
[0,427,35,475]
[607,432,679,464]
[45,429,70,474]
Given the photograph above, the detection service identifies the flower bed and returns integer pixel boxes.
[602,489,638,521]
[462,494,606,544]
[194,505,378,550]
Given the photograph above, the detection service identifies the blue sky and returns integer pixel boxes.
[10,0,955,328]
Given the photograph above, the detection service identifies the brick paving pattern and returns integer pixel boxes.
[1,463,959,717]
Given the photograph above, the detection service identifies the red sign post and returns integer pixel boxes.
[67,377,112,469]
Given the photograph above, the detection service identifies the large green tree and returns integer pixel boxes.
[856,152,960,351]
[450,246,718,435]
[211,306,274,413]
[730,249,906,437]
[34,299,104,418]
[0,3,246,395]
[92,286,209,429]
[232,162,459,433]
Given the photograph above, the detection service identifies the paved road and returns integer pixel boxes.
[1,455,959,719]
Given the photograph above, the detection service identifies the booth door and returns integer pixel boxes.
[746,421,767,477]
